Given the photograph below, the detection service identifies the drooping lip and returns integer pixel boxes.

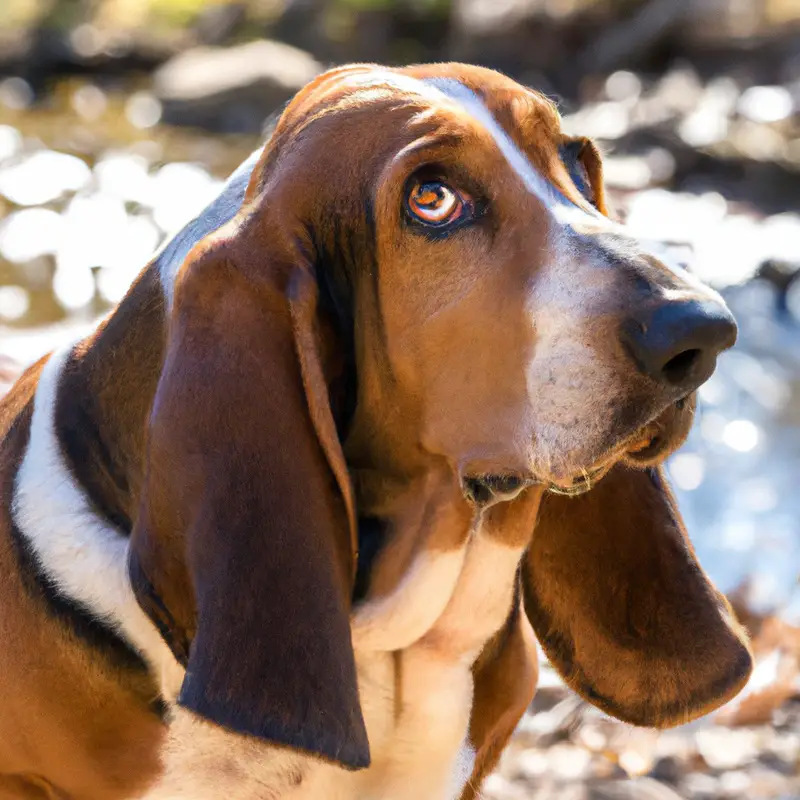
[542,427,655,496]
[545,464,608,496]
[462,396,693,503]
[542,395,693,495]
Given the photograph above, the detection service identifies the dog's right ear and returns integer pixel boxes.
[129,198,369,769]
[522,465,752,728]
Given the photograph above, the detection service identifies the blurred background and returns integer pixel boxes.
[0,0,798,797]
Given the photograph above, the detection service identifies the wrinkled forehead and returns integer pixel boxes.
[296,66,608,229]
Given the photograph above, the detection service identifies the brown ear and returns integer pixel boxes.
[129,207,369,768]
[522,465,752,727]
[561,136,608,215]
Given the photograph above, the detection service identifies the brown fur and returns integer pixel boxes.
[0,63,751,799]
[0,362,165,799]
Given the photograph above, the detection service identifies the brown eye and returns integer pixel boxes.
[407,180,468,226]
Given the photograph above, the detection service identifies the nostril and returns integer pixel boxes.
[661,348,701,385]
[621,299,737,390]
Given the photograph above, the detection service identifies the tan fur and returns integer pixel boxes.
[147,490,545,800]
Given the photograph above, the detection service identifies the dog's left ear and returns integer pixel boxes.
[129,193,369,768]
[560,137,608,214]
[522,465,752,727]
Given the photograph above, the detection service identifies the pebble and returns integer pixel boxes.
[588,778,684,800]
[696,728,759,770]
[682,771,722,799]
[648,756,683,785]
[483,774,530,800]
[548,744,592,781]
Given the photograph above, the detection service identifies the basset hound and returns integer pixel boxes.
[0,63,753,799]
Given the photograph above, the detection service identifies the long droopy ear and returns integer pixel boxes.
[129,200,369,769]
[522,465,752,727]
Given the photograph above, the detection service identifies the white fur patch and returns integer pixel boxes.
[351,546,467,652]
[449,742,477,800]
[423,533,527,660]
[12,344,183,700]
[156,149,260,307]
[142,707,336,800]
[428,78,609,230]
[349,534,526,800]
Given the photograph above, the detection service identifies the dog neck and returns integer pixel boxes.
[10,266,185,700]
[53,267,167,533]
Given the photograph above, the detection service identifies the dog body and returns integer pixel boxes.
[0,267,534,800]
[0,297,533,800]
[0,64,752,800]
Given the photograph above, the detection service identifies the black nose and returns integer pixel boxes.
[621,299,737,390]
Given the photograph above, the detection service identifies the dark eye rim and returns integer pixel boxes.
[402,174,483,239]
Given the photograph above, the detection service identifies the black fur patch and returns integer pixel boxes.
[55,350,133,534]
[354,516,388,603]
[4,395,159,706]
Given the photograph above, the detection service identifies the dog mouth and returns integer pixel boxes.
[544,464,608,496]
[462,394,695,505]
[543,393,695,496]
[622,393,695,464]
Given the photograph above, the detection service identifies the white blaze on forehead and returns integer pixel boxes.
[423,78,729,296]
[156,148,261,307]
[424,77,607,229]
[347,70,458,104]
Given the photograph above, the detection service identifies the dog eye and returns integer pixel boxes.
[407,180,469,226]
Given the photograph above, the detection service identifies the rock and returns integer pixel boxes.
[153,40,322,133]
[610,730,660,778]
[550,786,589,800]
[512,748,550,781]
[0,354,18,394]
[766,731,800,767]
[774,698,800,731]
[481,773,530,800]
[588,777,684,800]
[680,771,721,799]
[716,617,800,727]
[745,764,795,798]
[575,723,608,754]
[718,769,753,796]
[648,756,683,785]
[517,695,584,746]
[695,728,760,770]
[548,743,593,781]
[529,684,571,715]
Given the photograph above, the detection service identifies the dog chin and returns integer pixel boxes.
[538,393,697,494]
[622,393,696,467]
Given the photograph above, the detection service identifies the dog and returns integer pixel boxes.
[0,63,752,799]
